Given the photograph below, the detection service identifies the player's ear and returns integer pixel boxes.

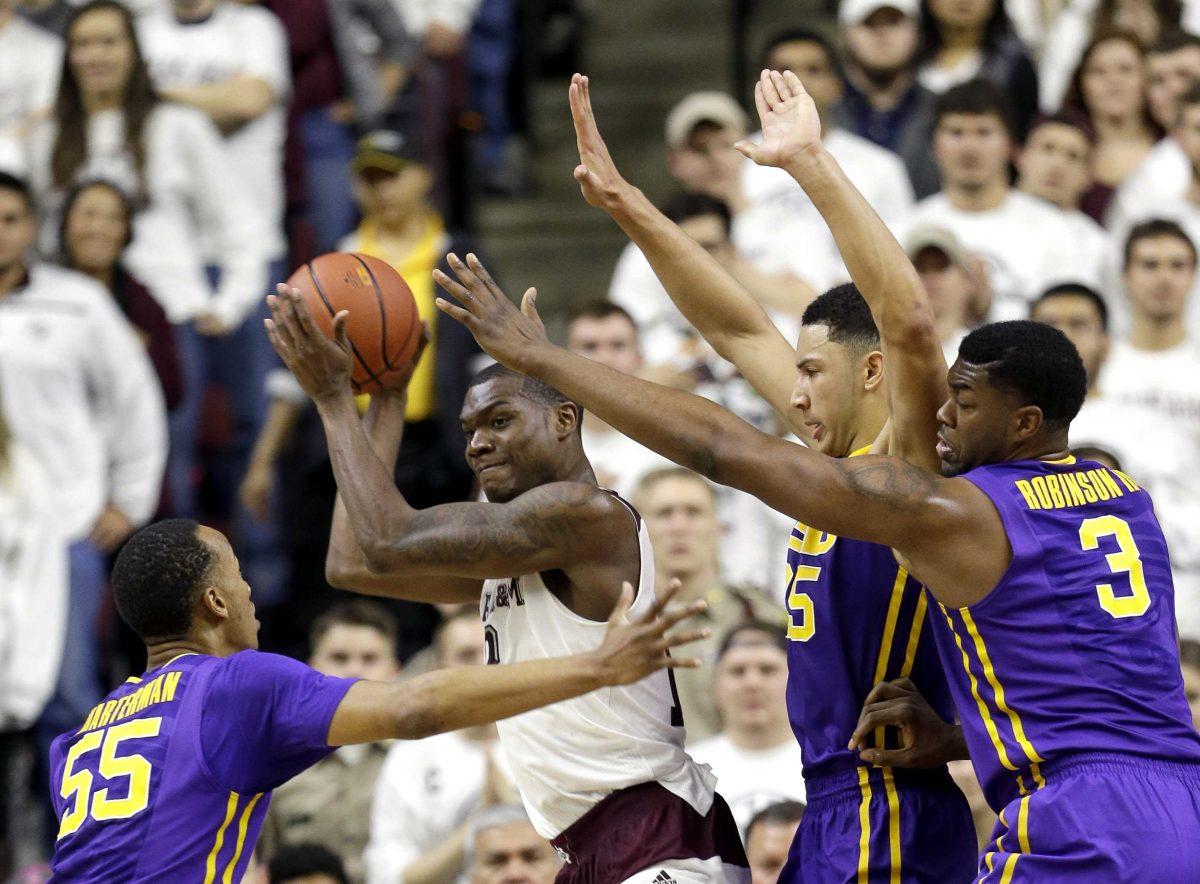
[1012,404,1043,442]
[200,586,231,622]
[555,401,581,439]
[862,349,885,392]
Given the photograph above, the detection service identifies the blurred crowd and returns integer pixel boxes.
[3,0,1200,881]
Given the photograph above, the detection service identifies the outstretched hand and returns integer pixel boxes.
[594,578,710,686]
[265,285,354,405]
[433,253,551,372]
[568,73,633,212]
[736,69,824,169]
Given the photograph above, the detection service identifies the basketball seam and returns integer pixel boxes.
[351,254,397,371]
[307,262,386,391]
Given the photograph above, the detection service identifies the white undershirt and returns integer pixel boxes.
[687,734,806,835]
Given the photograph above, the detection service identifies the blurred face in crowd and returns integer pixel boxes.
[843,7,920,78]
[1182,660,1200,731]
[310,624,398,681]
[667,122,746,198]
[1123,235,1197,323]
[934,112,1012,192]
[1081,37,1148,122]
[1108,0,1164,48]
[69,6,136,101]
[64,183,128,277]
[0,188,36,277]
[766,40,843,110]
[1174,100,1200,167]
[747,817,801,884]
[567,313,643,376]
[469,821,558,884]
[927,0,995,32]
[1016,122,1093,211]
[914,246,974,333]
[355,163,433,229]
[438,616,486,669]
[713,636,789,737]
[1146,45,1200,130]
[1031,293,1109,386]
[791,324,883,455]
[637,474,722,582]
[678,212,735,262]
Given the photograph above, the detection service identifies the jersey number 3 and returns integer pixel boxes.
[58,718,161,840]
[1079,515,1151,619]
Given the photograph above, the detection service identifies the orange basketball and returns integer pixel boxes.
[286,252,422,394]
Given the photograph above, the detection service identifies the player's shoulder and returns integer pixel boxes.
[515,481,629,524]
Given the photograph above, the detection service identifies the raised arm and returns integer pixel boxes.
[738,70,947,470]
[328,581,707,744]
[265,289,627,600]
[568,75,803,432]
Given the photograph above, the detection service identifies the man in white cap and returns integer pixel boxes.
[837,0,940,197]
[903,223,986,364]
[608,91,836,368]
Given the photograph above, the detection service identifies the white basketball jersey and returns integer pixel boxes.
[481,495,717,839]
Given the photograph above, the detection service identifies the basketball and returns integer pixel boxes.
[285,252,422,394]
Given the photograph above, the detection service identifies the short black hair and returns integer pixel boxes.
[309,600,398,657]
[957,320,1088,429]
[1026,109,1096,144]
[0,171,35,215]
[467,363,583,432]
[746,800,806,839]
[1032,283,1110,332]
[1123,218,1198,269]
[1151,28,1200,56]
[268,843,349,884]
[662,192,733,238]
[801,284,881,355]
[1071,444,1124,470]
[111,519,215,641]
[761,27,841,78]
[716,621,787,660]
[567,298,638,332]
[934,79,1016,138]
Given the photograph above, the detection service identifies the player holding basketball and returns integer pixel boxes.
[264,293,750,883]
[437,70,1200,882]
[539,72,976,882]
[46,518,703,881]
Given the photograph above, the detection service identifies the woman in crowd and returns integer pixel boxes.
[1039,0,1183,111]
[59,179,182,412]
[1065,29,1163,219]
[918,0,1040,132]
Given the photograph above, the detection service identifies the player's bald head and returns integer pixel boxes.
[112,519,217,641]
[467,363,581,417]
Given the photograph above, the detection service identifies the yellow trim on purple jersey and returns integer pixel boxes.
[203,793,239,884]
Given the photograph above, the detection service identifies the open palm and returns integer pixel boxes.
[738,69,823,169]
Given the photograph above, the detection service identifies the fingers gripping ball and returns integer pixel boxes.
[286,252,422,393]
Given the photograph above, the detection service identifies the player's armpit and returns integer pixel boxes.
[359,481,631,581]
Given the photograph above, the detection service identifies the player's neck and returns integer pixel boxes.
[143,638,213,672]
[727,719,793,752]
[1129,315,1188,351]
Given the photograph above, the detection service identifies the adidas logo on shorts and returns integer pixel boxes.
[652,872,678,884]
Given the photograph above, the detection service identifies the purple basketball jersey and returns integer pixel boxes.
[935,456,1200,811]
[48,651,356,882]
[784,453,955,779]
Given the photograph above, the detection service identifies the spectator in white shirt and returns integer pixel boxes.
[903,223,988,363]
[0,0,61,131]
[0,170,165,769]
[1015,110,1114,292]
[744,800,805,884]
[1107,29,1200,230]
[1101,219,1200,441]
[896,79,1094,319]
[464,805,560,884]
[1032,281,1200,639]
[366,609,517,884]
[688,624,805,835]
[742,29,914,231]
